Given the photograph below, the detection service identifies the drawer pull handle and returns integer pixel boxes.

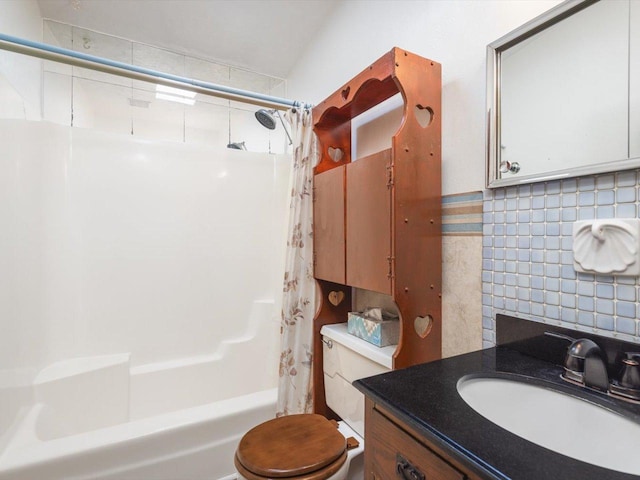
[396,454,425,480]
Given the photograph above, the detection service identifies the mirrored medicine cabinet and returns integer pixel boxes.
[487,0,640,188]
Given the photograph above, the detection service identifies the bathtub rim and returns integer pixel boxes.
[0,387,277,476]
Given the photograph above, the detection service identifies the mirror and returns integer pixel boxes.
[487,0,640,187]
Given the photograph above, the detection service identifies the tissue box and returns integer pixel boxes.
[347,311,399,347]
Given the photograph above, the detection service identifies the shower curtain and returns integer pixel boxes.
[277,108,318,416]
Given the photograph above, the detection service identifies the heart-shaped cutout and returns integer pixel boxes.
[414,315,433,338]
[414,104,434,128]
[327,147,344,163]
[341,86,350,101]
[328,291,345,307]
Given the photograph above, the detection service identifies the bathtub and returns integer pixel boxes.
[0,357,277,480]
[0,302,280,480]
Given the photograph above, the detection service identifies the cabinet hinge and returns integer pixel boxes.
[386,163,394,189]
[387,255,395,279]
[313,251,317,268]
[312,186,316,202]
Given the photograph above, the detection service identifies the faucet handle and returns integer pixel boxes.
[610,352,640,401]
[618,352,640,389]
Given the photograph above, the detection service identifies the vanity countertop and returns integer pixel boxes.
[354,346,640,480]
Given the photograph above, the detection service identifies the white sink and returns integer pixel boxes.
[457,376,640,475]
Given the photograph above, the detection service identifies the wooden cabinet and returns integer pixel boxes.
[365,399,478,480]
[314,166,345,284]
[315,150,393,293]
[312,47,442,416]
[345,150,393,294]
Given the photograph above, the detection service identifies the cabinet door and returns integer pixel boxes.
[314,166,346,284]
[346,150,392,294]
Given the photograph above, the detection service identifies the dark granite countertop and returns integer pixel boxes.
[354,346,640,480]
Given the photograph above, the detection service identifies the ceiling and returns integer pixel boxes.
[36,0,339,79]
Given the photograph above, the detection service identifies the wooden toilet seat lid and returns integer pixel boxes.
[236,414,346,477]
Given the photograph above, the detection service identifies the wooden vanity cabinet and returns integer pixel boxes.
[365,398,480,480]
[312,47,442,416]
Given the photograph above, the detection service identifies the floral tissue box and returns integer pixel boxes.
[347,308,399,347]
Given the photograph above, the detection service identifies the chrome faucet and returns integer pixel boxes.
[565,338,609,392]
[545,330,640,400]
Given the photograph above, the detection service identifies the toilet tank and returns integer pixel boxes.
[321,323,393,437]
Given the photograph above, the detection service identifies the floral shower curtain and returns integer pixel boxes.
[277,108,319,416]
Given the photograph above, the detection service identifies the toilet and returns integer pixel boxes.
[235,323,392,480]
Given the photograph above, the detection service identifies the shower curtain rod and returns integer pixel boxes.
[0,33,311,111]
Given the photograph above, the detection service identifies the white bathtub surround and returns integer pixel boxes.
[0,300,279,479]
[0,369,35,454]
[277,108,319,416]
[0,119,290,479]
[34,354,130,439]
[130,300,280,420]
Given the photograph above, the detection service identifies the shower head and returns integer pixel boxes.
[255,108,293,145]
[227,141,246,150]
[255,109,277,130]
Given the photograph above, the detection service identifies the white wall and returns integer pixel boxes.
[40,20,292,154]
[0,0,43,120]
[287,0,562,195]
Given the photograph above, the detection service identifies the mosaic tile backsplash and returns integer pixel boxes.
[482,170,640,348]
